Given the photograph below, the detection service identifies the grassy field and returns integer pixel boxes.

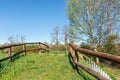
[0,52,120,80]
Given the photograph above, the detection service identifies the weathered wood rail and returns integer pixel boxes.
[0,42,49,62]
[69,41,120,80]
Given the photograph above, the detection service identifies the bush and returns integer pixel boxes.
[26,45,39,53]
[12,45,40,53]
[12,46,23,53]
[50,44,66,51]
[104,35,119,55]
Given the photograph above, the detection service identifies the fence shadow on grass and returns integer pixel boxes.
[68,52,75,69]
[11,54,25,62]
[68,52,92,80]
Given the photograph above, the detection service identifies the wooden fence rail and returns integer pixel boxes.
[0,42,49,62]
[69,41,120,80]
[69,42,120,63]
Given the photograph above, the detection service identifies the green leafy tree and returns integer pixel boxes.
[104,34,118,54]
[66,0,120,47]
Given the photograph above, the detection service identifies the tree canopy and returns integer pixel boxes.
[66,0,120,47]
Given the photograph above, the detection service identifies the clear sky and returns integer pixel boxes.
[0,0,69,44]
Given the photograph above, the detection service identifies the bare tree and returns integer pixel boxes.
[62,25,70,51]
[8,35,26,44]
[20,35,26,43]
[51,26,60,50]
[8,36,15,44]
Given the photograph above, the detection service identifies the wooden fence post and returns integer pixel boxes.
[69,41,79,72]
[94,49,99,64]
[39,42,41,53]
[75,50,79,61]
[75,50,79,72]
[8,47,12,61]
[23,44,26,55]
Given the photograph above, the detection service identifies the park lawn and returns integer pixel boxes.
[0,52,119,80]
[0,53,8,59]
[0,52,96,80]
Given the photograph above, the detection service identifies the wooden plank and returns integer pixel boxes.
[25,42,40,44]
[0,44,24,49]
[69,42,120,63]
[26,48,41,52]
[74,61,108,80]
[12,50,25,57]
[26,48,49,52]
[39,42,49,48]
[0,56,11,62]
[0,45,11,49]
[0,50,25,62]
[0,42,49,62]
[0,42,49,49]
[69,50,108,80]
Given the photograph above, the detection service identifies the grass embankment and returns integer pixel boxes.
[0,51,120,80]
[100,63,120,80]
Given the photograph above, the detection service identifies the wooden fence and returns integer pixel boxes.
[69,41,120,80]
[0,42,49,62]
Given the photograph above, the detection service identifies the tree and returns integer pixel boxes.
[8,35,26,44]
[8,36,15,44]
[51,26,60,50]
[67,0,120,64]
[104,34,119,55]
[66,0,120,47]
[20,35,26,43]
[62,25,70,51]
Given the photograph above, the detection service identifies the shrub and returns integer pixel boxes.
[50,44,66,51]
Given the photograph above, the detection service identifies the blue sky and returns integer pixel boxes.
[0,0,69,44]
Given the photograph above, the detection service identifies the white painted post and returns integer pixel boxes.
[94,48,99,64]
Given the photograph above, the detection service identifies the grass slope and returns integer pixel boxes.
[0,52,119,80]
[0,53,96,80]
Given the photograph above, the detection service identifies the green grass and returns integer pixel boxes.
[100,63,120,80]
[0,52,96,80]
[0,53,8,59]
[0,52,120,80]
